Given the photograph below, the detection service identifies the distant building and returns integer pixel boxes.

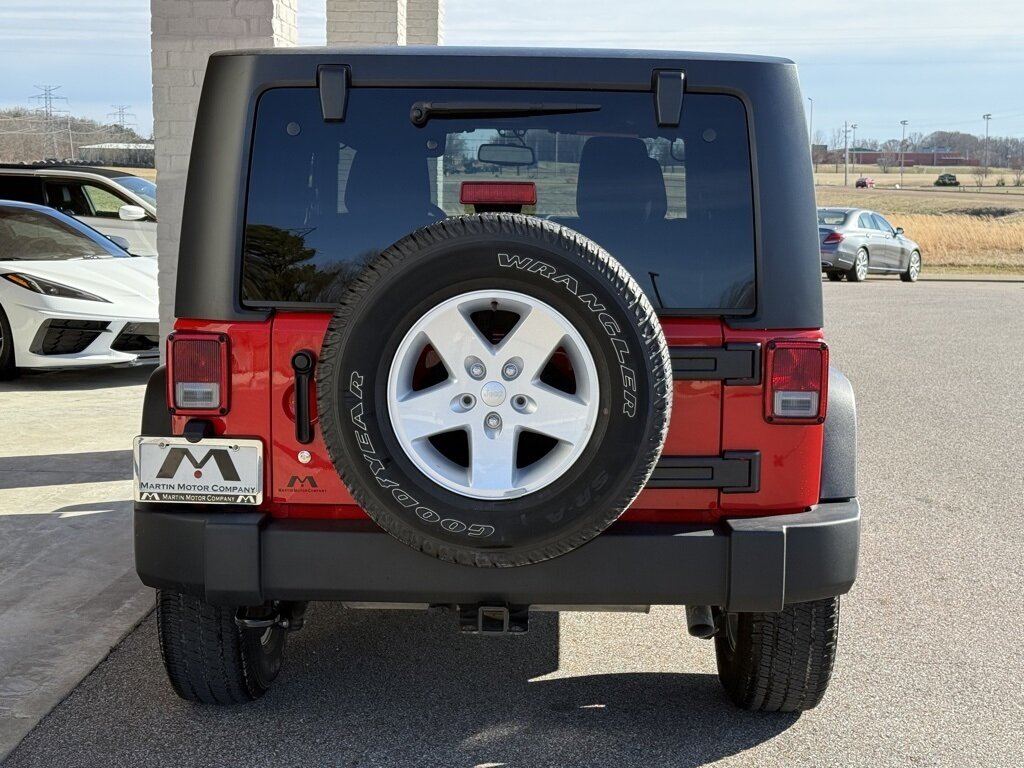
[78,142,155,167]
[828,148,973,167]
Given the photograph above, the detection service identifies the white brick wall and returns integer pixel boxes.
[150,0,297,342]
[325,0,417,45]
[407,0,443,44]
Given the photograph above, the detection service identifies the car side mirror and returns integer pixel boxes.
[108,235,132,251]
[118,204,147,221]
[895,227,904,235]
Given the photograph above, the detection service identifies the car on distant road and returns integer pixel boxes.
[934,173,960,187]
[0,200,158,379]
[855,176,875,188]
[818,207,922,282]
[0,165,157,256]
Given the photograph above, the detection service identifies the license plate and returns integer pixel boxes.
[133,436,263,505]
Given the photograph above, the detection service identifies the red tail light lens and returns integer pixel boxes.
[167,332,229,414]
[765,341,828,423]
[822,232,844,245]
[460,181,537,206]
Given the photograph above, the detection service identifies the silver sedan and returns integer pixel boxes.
[818,207,922,282]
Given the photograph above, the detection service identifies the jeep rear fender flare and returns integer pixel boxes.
[820,367,856,502]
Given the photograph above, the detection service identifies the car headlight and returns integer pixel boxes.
[2,273,111,303]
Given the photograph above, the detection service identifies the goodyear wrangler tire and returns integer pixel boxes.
[316,213,671,567]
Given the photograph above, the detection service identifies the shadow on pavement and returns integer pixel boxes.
[0,366,152,393]
[0,451,132,490]
[7,604,797,768]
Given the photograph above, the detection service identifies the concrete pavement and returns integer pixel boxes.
[0,367,154,761]
[4,281,1024,766]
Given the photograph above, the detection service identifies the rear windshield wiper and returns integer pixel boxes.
[410,101,600,127]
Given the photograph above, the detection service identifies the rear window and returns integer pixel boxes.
[243,88,755,313]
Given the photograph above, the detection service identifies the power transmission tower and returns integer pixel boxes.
[30,85,68,158]
[109,104,137,132]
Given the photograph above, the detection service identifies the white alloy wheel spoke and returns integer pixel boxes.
[392,381,465,441]
[524,383,592,444]
[388,289,600,500]
[496,307,568,378]
[469,423,519,493]
[418,303,490,375]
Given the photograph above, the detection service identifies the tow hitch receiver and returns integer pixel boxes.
[459,604,529,634]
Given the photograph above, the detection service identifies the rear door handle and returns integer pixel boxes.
[291,350,316,444]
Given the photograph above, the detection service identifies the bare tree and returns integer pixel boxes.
[876,139,900,174]
[1010,157,1024,187]
[829,128,844,172]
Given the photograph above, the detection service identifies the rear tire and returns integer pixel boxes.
[846,249,868,282]
[715,597,841,712]
[156,590,286,704]
[0,303,17,380]
[825,272,843,282]
[900,251,921,282]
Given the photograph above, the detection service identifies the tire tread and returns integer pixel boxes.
[156,590,272,704]
[715,597,840,712]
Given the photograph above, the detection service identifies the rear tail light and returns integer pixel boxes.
[822,232,844,245]
[167,332,229,415]
[460,181,537,206]
[765,341,828,423]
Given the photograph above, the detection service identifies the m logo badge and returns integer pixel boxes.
[156,448,241,482]
[287,475,318,489]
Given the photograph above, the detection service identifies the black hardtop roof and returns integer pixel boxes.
[217,45,793,67]
[178,43,823,330]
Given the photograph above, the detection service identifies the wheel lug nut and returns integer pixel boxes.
[501,357,523,380]
[485,413,502,429]
[467,358,486,379]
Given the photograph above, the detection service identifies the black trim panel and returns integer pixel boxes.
[670,343,761,384]
[134,499,860,611]
[649,451,760,493]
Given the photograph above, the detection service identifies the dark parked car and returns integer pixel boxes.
[934,173,959,187]
[855,176,875,188]
[133,47,859,713]
[0,165,157,255]
[818,207,922,282]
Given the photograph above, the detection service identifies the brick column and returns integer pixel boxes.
[406,0,443,44]
[150,0,297,343]
[326,0,407,45]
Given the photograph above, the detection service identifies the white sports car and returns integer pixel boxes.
[0,201,158,379]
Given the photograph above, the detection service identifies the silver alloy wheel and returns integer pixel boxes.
[387,289,600,500]
[855,251,868,281]
[909,251,921,280]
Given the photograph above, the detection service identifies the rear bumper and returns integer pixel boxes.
[135,499,859,612]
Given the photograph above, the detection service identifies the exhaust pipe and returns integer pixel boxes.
[686,605,716,639]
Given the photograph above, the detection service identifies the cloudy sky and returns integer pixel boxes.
[0,0,1021,143]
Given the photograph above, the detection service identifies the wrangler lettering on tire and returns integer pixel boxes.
[316,213,672,567]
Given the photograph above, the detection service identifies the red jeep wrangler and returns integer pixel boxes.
[134,48,859,712]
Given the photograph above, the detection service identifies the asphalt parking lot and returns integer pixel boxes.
[3,279,1023,767]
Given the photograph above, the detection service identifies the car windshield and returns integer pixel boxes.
[817,210,848,226]
[113,175,157,207]
[0,207,124,260]
[243,87,756,313]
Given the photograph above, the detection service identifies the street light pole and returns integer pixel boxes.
[851,123,858,167]
[900,119,908,187]
[983,113,992,179]
[844,120,849,186]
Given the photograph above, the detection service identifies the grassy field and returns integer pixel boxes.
[816,185,1024,273]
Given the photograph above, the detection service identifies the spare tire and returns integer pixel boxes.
[316,214,671,567]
